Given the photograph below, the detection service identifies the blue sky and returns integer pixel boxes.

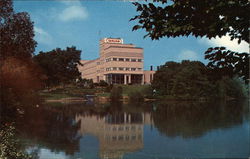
[14,0,248,70]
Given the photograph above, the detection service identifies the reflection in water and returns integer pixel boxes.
[75,112,152,159]
[152,101,247,138]
[12,100,249,158]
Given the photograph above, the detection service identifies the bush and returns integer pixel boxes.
[0,124,32,159]
[77,78,94,88]
[110,86,123,101]
[99,80,108,87]
[105,84,113,92]
[128,91,144,102]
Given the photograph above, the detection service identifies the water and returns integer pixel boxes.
[12,100,250,159]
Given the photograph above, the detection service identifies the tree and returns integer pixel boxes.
[205,47,249,83]
[33,47,82,87]
[131,0,250,82]
[0,0,36,61]
[0,0,42,109]
[152,60,246,99]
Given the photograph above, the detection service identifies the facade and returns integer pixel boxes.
[78,38,155,84]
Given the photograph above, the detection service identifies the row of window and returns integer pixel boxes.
[106,58,142,62]
[105,134,142,141]
[106,67,142,71]
[105,125,142,131]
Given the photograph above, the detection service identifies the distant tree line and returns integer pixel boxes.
[152,60,247,99]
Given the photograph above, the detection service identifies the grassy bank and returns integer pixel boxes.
[39,84,153,101]
[39,86,102,100]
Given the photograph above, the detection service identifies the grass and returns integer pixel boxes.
[39,84,154,101]
[39,86,105,100]
[119,84,152,96]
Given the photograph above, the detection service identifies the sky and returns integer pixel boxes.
[14,0,249,70]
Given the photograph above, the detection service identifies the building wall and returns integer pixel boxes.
[78,38,154,84]
[143,70,155,84]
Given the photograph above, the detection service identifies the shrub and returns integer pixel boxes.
[99,80,108,87]
[110,86,123,101]
[105,84,113,92]
[0,124,32,159]
[128,91,144,102]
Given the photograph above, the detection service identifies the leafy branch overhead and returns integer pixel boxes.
[131,0,249,83]
[131,0,250,43]
[205,47,249,83]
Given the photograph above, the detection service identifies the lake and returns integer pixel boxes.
[12,100,250,159]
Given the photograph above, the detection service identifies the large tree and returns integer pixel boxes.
[131,0,249,83]
[33,47,82,87]
[0,0,36,60]
[0,0,42,109]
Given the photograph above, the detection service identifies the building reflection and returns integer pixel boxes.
[75,112,152,159]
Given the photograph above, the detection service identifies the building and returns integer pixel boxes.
[78,38,155,84]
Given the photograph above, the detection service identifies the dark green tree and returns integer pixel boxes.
[33,47,82,87]
[0,0,36,61]
[110,86,123,102]
[152,60,246,99]
[0,0,42,109]
[131,0,250,82]
[205,47,249,83]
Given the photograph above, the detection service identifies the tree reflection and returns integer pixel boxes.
[152,100,247,138]
[15,106,81,155]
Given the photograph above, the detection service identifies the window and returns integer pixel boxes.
[138,59,142,62]
[137,68,142,71]
[131,68,136,71]
[113,58,117,61]
[113,67,117,70]
[106,58,111,62]
[125,68,130,71]
[119,67,124,71]
[125,58,130,61]
[119,58,124,61]
[131,59,136,62]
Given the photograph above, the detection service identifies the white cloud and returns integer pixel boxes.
[178,50,198,61]
[59,0,82,6]
[34,27,53,45]
[58,5,88,22]
[199,35,249,53]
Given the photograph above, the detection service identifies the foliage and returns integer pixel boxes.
[0,0,42,109]
[77,78,94,89]
[0,124,32,159]
[0,57,44,106]
[33,47,82,87]
[98,80,109,87]
[205,47,249,83]
[104,84,113,93]
[128,91,144,102]
[152,60,247,99]
[131,0,249,43]
[131,0,250,81]
[110,86,123,101]
[0,0,36,61]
